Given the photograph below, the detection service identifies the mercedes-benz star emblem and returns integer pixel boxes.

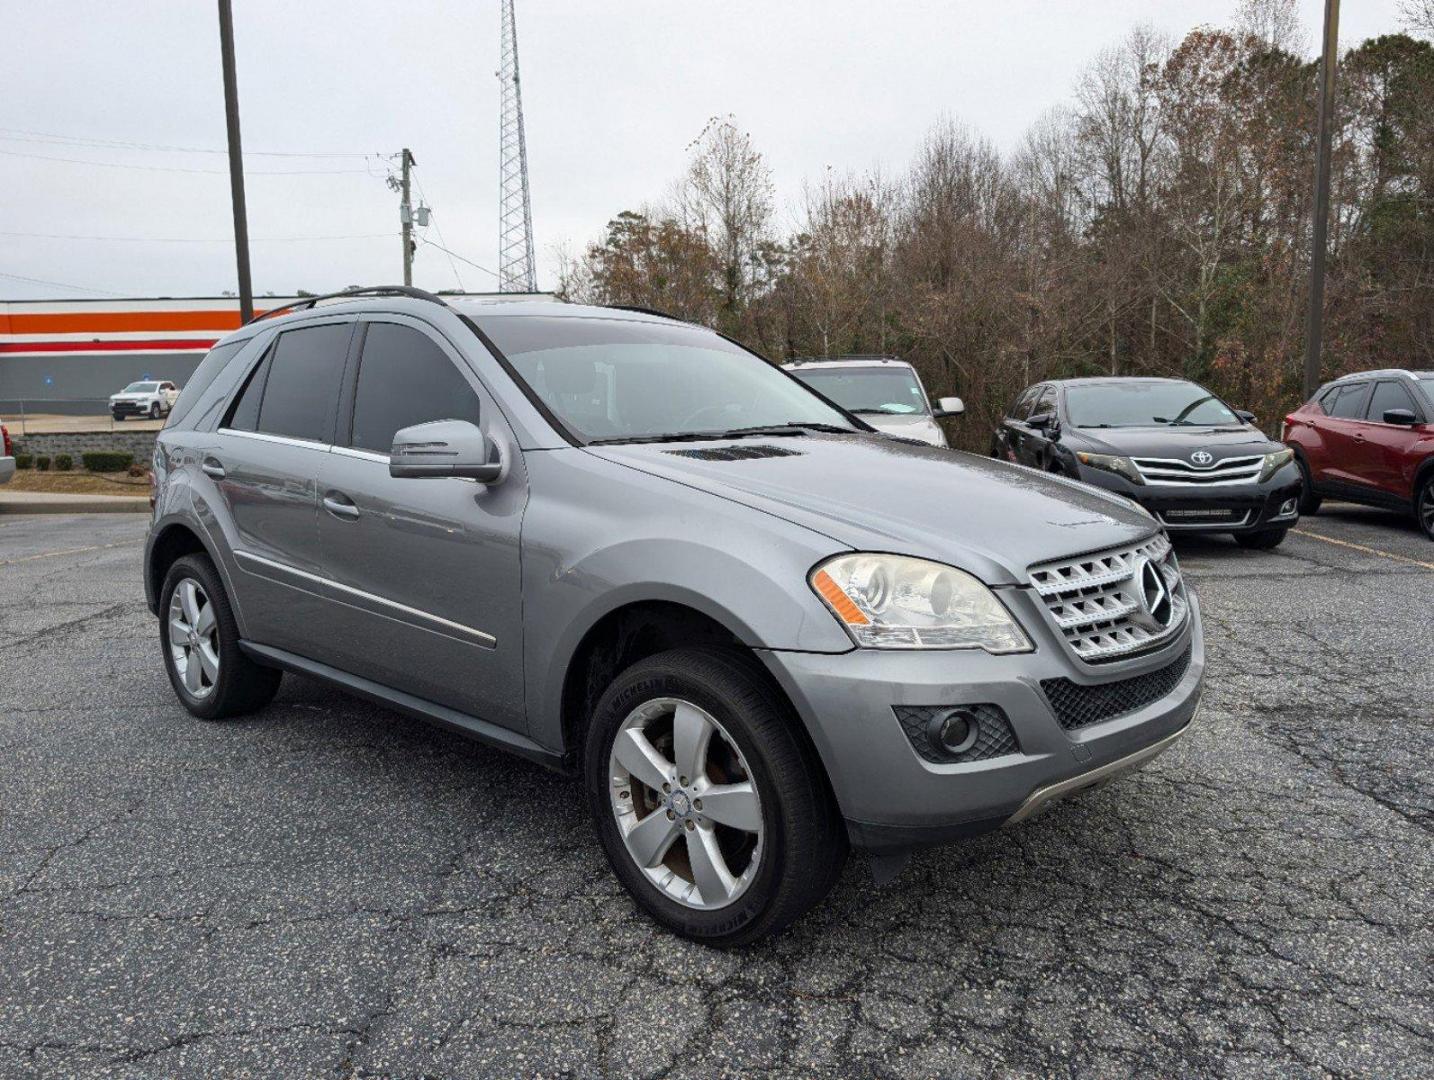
[1190,449,1214,466]
[1133,556,1174,629]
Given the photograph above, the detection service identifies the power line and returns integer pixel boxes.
[412,174,465,291]
[0,128,373,158]
[0,269,125,296]
[0,148,375,175]
[0,230,391,243]
[417,237,500,280]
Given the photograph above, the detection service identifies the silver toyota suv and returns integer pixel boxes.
[145,287,1204,945]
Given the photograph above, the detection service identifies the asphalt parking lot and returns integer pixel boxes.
[1,509,1430,1079]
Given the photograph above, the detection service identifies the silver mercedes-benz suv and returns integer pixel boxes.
[145,286,1204,945]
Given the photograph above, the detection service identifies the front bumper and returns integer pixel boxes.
[759,592,1204,851]
[1075,463,1301,533]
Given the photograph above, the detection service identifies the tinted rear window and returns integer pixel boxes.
[166,340,244,428]
[253,323,352,442]
[1327,382,1370,419]
[350,323,483,453]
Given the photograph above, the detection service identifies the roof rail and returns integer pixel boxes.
[602,304,681,321]
[246,285,448,325]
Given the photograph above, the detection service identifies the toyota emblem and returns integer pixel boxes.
[1190,450,1214,467]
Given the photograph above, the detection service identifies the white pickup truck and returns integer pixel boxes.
[109,380,181,421]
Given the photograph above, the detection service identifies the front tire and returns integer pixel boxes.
[1296,458,1322,515]
[159,554,281,719]
[584,647,845,946]
[1236,527,1288,550]
[149,402,161,420]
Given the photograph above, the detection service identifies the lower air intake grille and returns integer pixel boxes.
[892,704,1019,764]
[1040,643,1193,731]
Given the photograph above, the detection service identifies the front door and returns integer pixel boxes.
[312,317,528,732]
[1360,380,1425,500]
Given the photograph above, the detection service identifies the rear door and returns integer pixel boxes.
[1316,381,1372,488]
[206,318,355,655]
[1361,379,1426,500]
[312,316,529,730]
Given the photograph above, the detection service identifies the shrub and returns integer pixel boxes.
[14,454,32,470]
[82,451,134,473]
[55,454,73,471]
[127,464,146,478]
[35,455,51,471]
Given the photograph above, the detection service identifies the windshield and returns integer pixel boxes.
[789,367,929,415]
[123,382,159,393]
[482,316,856,443]
[1065,381,1240,428]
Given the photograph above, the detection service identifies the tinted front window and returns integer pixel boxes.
[1366,380,1417,422]
[1065,381,1238,428]
[1327,383,1370,420]
[1009,386,1039,420]
[481,316,853,443]
[790,367,929,415]
[1417,377,1434,408]
[253,323,352,442]
[351,323,483,453]
[1031,386,1057,417]
[167,340,243,428]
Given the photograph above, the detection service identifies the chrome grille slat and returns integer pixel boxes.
[1131,454,1264,487]
[1028,534,1187,663]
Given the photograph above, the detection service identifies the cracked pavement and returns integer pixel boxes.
[0,508,1430,1079]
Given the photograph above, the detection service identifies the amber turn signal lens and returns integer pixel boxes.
[812,569,869,625]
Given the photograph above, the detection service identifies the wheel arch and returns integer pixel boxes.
[145,519,220,616]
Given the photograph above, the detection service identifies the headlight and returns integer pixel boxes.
[1076,452,1144,485]
[1258,448,1294,482]
[810,553,1032,653]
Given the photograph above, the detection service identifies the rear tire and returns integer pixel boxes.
[584,646,846,946]
[1235,527,1288,550]
[1296,458,1322,515]
[159,553,281,719]
[1417,474,1434,541]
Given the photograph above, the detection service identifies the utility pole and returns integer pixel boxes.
[400,148,415,287]
[216,0,253,322]
[1304,0,1340,398]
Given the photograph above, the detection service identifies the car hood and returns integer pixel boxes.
[586,433,1156,585]
[1068,425,1281,460]
[857,412,946,447]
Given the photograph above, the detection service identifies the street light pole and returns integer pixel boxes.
[1304,0,1340,399]
[217,0,254,323]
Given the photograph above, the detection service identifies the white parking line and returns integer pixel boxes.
[1292,529,1434,571]
[0,538,143,566]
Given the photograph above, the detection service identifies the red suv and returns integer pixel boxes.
[1283,369,1434,540]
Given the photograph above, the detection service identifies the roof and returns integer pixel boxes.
[1327,368,1434,383]
[1045,376,1190,388]
[782,355,913,371]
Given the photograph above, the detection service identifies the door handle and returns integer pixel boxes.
[322,492,361,521]
[1353,433,1365,443]
[201,457,225,480]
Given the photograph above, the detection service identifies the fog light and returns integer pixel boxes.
[1278,498,1297,517]
[928,708,980,756]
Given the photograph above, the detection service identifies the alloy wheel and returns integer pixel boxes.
[608,697,763,910]
[167,578,219,699]
[1421,481,1434,538]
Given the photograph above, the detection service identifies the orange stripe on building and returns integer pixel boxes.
[6,310,250,334]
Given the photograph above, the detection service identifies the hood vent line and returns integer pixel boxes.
[665,444,803,462]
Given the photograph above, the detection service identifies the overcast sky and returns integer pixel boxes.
[0,0,1410,301]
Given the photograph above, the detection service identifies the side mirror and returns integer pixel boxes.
[389,419,505,483]
[1236,409,1257,424]
[1383,408,1419,426]
[932,396,965,419]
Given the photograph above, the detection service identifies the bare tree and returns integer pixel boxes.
[1400,0,1434,39]
[1235,0,1307,54]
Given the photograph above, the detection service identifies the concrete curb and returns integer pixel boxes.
[0,492,150,514]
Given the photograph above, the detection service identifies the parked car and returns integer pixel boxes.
[783,356,962,447]
[0,423,13,484]
[1283,369,1434,540]
[110,380,180,421]
[145,287,1204,944]
[991,377,1301,549]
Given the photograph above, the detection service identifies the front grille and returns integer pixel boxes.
[665,444,802,462]
[1041,643,1193,730]
[892,704,1019,764]
[1132,454,1263,486]
[1028,533,1188,663]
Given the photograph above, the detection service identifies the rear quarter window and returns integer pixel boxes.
[164,340,245,429]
